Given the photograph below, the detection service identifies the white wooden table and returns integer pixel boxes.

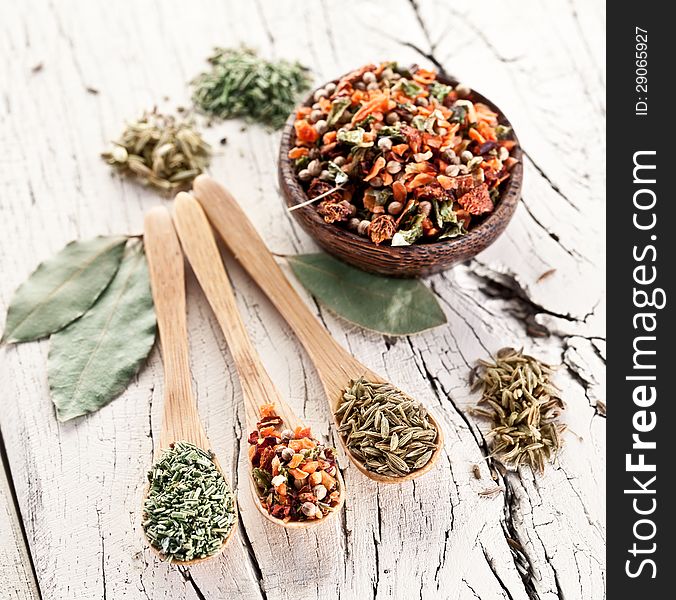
[0,1,605,598]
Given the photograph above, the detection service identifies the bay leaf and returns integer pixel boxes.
[2,236,128,343]
[286,253,447,335]
[48,240,157,421]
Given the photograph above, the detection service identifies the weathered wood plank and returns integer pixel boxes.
[0,456,40,600]
[0,1,605,599]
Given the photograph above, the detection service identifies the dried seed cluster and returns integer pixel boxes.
[192,47,312,129]
[102,109,211,192]
[471,347,566,472]
[336,378,438,477]
[142,442,236,562]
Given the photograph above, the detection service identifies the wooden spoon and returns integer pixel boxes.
[142,206,237,563]
[172,192,345,528]
[191,175,445,483]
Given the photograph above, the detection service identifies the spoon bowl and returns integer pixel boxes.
[140,455,237,565]
[143,206,237,563]
[172,192,345,527]
[191,175,445,483]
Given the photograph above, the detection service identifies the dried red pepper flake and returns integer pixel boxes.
[318,200,350,223]
[270,504,291,519]
[308,180,342,203]
[294,119,319,143]
[400,123,423,154]
[457,183,493,215]
[259,447,276,472]
[368,214,397,244]
[257,416,283,428]
[446,174,475,195]
[414,183,449,201]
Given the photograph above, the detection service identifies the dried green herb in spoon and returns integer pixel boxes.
[142,441,236,562]
[191,47,312,129]
[102,109,211,193]
[470,347,566,472]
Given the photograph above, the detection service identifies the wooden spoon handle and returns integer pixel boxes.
[143,206,207,451]
[192,175,371,405]
[172,192,303,430]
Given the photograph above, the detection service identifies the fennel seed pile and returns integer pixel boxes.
[142,442,235,562]
[471,347,566,472]
[102,109,211,192]
[336,378,438,477]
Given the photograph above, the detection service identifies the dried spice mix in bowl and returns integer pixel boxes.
[286,62,519,246]
[248,404,341,522]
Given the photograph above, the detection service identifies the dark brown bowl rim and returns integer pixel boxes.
[279,69,523,257]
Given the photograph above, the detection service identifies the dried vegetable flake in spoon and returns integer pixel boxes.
[248,404,341,521]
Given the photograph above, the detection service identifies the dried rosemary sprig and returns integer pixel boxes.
[336,378,438,477]
[191,47,312,129]
[470,347,566,473]
[102,109,211,193]
[142,441,236,562]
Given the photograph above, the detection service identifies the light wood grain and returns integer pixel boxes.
[193,175,444,484]
[0,0,605,598]
[173,193,301,432]
[142,205,237,561]
[193,176,374,402]
[172,191,345,529]
[0,463,39,600]
[144,207,211,453]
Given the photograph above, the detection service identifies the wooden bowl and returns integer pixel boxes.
[278,72,523,278]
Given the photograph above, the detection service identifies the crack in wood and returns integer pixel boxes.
[372,486,383,600]
[523,152,581,214]
[234,516,269,600]
[1,1,604,597]
[406,0,436,53]
[96,508,107,600]
[179,567,208,600]
[481,545,517,600]
[0,429,42,600]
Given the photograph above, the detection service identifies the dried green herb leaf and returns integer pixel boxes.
[143,442,236,562]
[252,467,272,492]
[287,253,446,335]
[437,222,467,240]
[2,236,128,343]
[429,81,452,103]
[48,241,156,421]
[336,127,373,147]
[328,161,349,185]
[191,47,311,129]
[391,214,425,247]
[326,97,351,127]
